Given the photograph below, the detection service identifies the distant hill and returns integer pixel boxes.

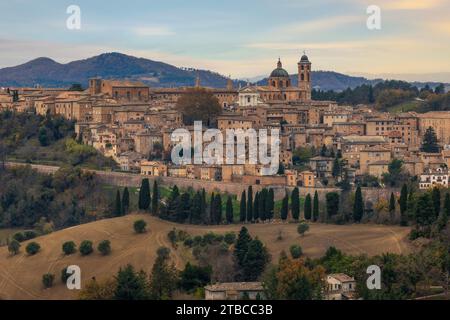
[256,71,382,92]
[0,52,446,91]
[0,52,239,89]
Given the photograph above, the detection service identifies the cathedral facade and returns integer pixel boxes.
[243,54,312,104]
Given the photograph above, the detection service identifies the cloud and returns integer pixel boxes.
[132,26,175,37]
[272,15,364,37]
[351,0,446,10]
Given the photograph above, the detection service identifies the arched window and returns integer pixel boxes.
[301,74,305,81]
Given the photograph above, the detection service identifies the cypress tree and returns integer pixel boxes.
[210,192,215,224]
[353,186,364,222]
[214,194,222,225]
[151,181,159,214]
[114,190,122,217]
[247,186,253,222]
[399,184,408,225]
[190,192,202,224]
[281,193,289,221]
[304,194,312,220]
[226,196,234,224]
[122,187,130,215]
[267,189,275,221]
[439,193,450,230]
[138,179,151,210]
[201,189,207,224]
[389,192,396,222]
[313,191,319,222]
[432,187,441,218]
[291,187,300,221]
[261,189,269,222]
[253,192,260,222]
[239,191,247,222]
[259,190,266,222]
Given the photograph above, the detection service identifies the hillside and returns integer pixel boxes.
[0,214,411,300]
[0,52,237,89]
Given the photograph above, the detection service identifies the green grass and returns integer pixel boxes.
[387,100,425,114]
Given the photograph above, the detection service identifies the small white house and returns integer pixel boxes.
[325,273,357,300]
[419,167,449,189]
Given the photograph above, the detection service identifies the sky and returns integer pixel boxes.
[0,0,449,81]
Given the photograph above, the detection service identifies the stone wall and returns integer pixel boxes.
[5,162,399,203]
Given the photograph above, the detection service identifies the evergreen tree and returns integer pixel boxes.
[326,192,340,220]
[177,193,191,222]
[291,187,300,221]
[267,189,275,221]
[399,184,408,225]
[281,193,289,221]
[239,191,247,222]
[421,127,439,153]
[439,193,450,230]
[313,191,319,222]
[234,227,252,267]
[261,189,269,222]
[253,192,260,222]
[415,193,435,233]
[226,196,234,224]
[151,181,159,214]
[389,193,396,214]
[190,192,202,224]
[201,189,207,224]
[353,186,364,222]
[114,190,122,217]
[209,192,215,224]
[332,157,341,179]
[241,239,269,281]
[432,187,441,218]
[247,186,253,222]
[114,264,149,300]
[122,187,130,215]
[149,248,178,300]
[214,194,222,224]
[304,194,312,220]
[259,189,267,222]
[138,179,151,210]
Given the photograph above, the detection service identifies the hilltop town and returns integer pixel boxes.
[1,53,449,191]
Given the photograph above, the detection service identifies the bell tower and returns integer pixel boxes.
[298,52,312,101]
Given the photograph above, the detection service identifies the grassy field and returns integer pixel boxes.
[0,214,412,300]
[387,100,425,114]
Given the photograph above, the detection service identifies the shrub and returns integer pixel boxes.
[62,241,77,255]
[79,240,94,256]
[97,240,111,256]
[289,245,303,259]
[26,242,41,255]
[8,240,21,255]
[183,237,194,247]
[24,230,38,240]
[12,232,25,242]
[224,232,236,245]
[297,222,310,237]
[134,220,147,234]
[42,273,55,288]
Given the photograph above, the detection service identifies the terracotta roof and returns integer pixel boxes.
[328,274,355,283]
[205,282,263,292]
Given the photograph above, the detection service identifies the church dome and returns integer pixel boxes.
[270,59,289,78]
[300,54,310,63]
